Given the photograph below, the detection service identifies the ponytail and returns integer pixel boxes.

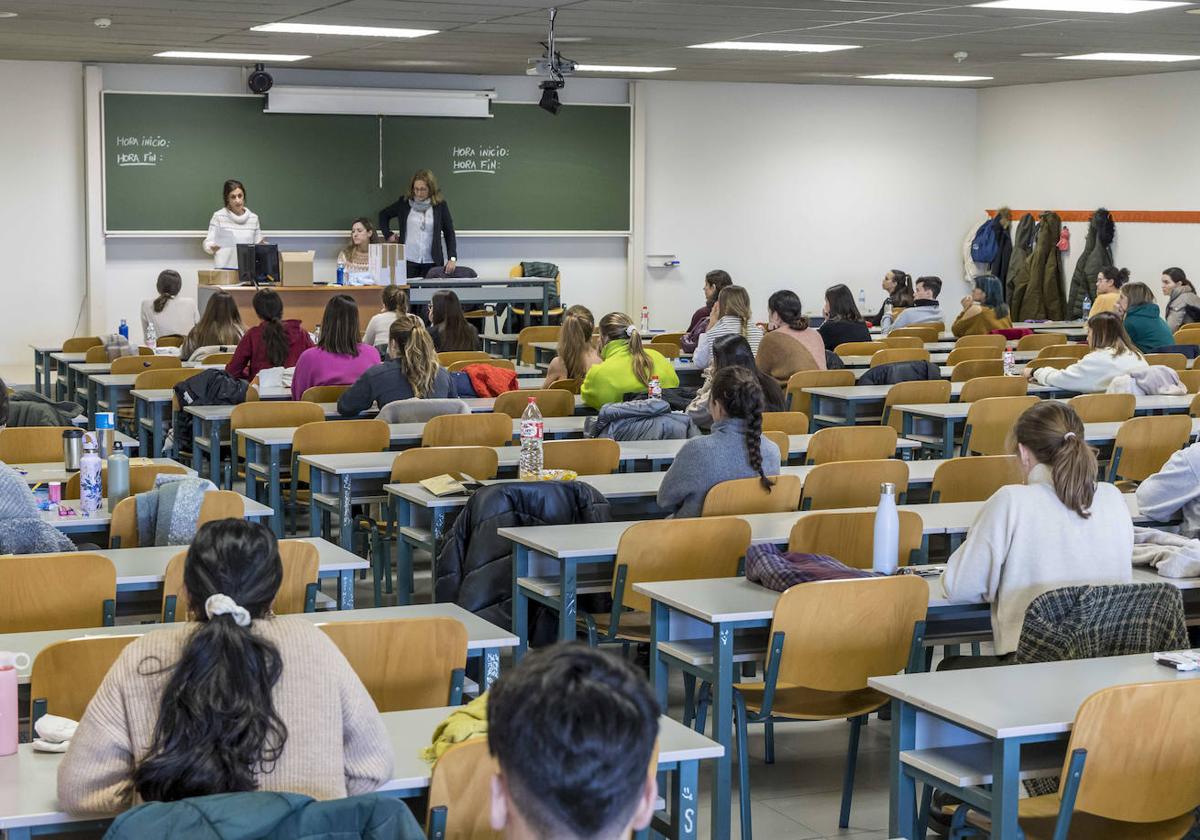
[711,366,773,491]
[252,289,288,368]
[1012,402,1096,518]
[717,286,753,340]
[153,270,182,315]
[559,305,596,380]
[767,290,809,331]
[133,520,286,802]
[598,312,655,388]
[389,314,438,397]
[381,285,408,315]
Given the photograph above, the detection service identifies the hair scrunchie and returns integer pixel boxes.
[205,594,251,627]
[625,324,637,338]
[1063,432,1077,441]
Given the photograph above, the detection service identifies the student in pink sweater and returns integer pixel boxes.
[291,294,381,400]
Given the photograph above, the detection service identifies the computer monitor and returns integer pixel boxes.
[236,243,280,286]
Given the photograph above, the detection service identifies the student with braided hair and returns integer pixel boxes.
[657,366,781,518]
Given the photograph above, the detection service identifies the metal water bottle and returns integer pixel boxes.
[107,441,130,509]
[0,651,31,756]
[872,482,900,575]
[79,434,103,516]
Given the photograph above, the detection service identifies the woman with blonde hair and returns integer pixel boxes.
[581,312,679,410]
[338,217,375,273]
[1026,311,1147,393]
[181,290,245,361]
[337,314,456,415]
[692,285,764,370]
[377,169,458,279]
[543,305,601,387]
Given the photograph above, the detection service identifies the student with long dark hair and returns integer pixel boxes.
[181,290,245,360]
[659,366,781,518]
[756,290,825,383]
[428,290,481,353]
[817,284,871,352]
[681,269,734,354]
[1088,266,1129,317]
[543,304,601,387]
[951,274,1012,337]
[338,315,457,416]
[690,334,787,427]
[872,269,914,327]
[57,520,392,810]
[291,295,381,399]
[140,269,199,341]
[226,289,313,382]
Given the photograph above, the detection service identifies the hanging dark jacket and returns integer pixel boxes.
[987,219,1014,299]
[435,482,612,638]
[1006,213,1036,303]
[1012,211,1065,321]
[1066,209,1115,319]
[856,360,943,386]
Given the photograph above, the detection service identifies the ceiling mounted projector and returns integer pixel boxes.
[528,7,574,114]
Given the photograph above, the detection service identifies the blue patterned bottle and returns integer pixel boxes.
[79,434,103,516]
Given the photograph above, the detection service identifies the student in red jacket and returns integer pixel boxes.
[225,289,314,382]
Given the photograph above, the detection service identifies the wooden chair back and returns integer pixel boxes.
[1025,357,1076,372]
[230,400,325,461]
[62,336,102,353]
[1190,392,1200,418]
[320,617,467,711]
[888,326,941,343]
[292,419,390,485]
[788,510,924,569]
[1036,343,1089,360]
[29,636,136,734]
[764,430,789,460]
[110,496,138,548]
[767,576,928,690]
[800,460,909,511]
[1110,415,1192,482]
[299,385,349,403]
[946,347,1001,365]
[870,348,930,368]
[493,389,574,418]
[447,358,516,373]
[0,553,116,632]
[65,462,188,499]
[883,380,951,433]
[950,359,1003,382]
[133,367,202,391]
[833,341,887,358]
[880,336,923,349]
[391,446,499,482]
[647,341,682,359]
[958,375,1028,402]
[1144,353,1188,371]
[162,549,187,621]
[1069,393,1136,423]
[111,355,181,374]
[1171,327,1200,346]
[437,351,491,367]
[202,352,234,365]
[154,335,184,348]
[1178,369,1200,394]
[954,334,1007,350]
[617,518,750,612]
[654,331,686,346]
[930,455,1024,503]
[1015,332,1068,351]
[701,475,802,516]
[422,412,513,447]
[962,396,1040,456]
[0,426,80,463]
[542,438,620,475]
[198,489,244,525]
[549,378,581,394]
[274,539,320,615]
[785,369,855,416]
[762,411,809,435]
[427,739,502,840]
[806,426,897,465]
[1064,680,1200,824]
[516,326,561,364]
[84,345,110,362]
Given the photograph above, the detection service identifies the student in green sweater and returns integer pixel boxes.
[580,312,679,409]
[1118,281,1175,353]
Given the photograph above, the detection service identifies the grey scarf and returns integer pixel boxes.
[409,198,432,213]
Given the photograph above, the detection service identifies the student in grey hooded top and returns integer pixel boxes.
[657,366,781,518]
[1137,440,1200,538]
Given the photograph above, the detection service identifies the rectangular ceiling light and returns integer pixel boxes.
[688,41,860,52]
[1057,51,1200,60]
[574,64,675,73]
[860,73,994,81]
[154,50,309,62]
[973,0,1187,12]
[251,22,437,38]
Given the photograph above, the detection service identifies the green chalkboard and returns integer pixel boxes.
[102,93,631,233]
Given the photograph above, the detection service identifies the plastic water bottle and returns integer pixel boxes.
[118,319,129,340]
[649,376,662,398]
[858,288,867,310]
[1003,349,1016,376]
[872,482,900,575]
[107,441,130,509]
[79,434,103,516]
[336,254,346,286]
[519,397,544,480]
[1082,294,1092,316]
[313,324,322,343]
[0,651,30,756]
[640,305,650,332]
[144,321,157,351]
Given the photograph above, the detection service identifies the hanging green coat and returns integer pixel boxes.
[1066,208,1115,320]
[1006,213,1036,304]
[1012,211,1065,321]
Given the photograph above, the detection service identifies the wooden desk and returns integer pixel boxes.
[200,284,390,333]
[45,494,272,538]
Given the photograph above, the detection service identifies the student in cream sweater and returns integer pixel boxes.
[942,401,1133,659]
[1027,311,1148,394]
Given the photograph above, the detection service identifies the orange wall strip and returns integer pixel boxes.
[988,209,1200,224]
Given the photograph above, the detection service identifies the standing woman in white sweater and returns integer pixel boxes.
[202,179,264,269]
[942,401,1132,663]
[1027,311,1147,394]
[139,270,199,341]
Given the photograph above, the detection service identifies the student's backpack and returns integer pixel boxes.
[970,218,1003,265]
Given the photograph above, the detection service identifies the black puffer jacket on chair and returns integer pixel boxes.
[435,481,611,644]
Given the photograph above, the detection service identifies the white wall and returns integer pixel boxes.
[639,81,979,325]
[977,70,1200,306]
[0,61,86,367]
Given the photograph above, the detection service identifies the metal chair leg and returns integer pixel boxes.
[694,681,711,734]
[918,783,934,840]
[682,673,696,728]
[734,691,753,840]
[764,719,775,765]
[839,715,864,829]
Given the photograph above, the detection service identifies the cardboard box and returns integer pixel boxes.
[369,243,404,285]
[197,269,237,286]
[280,251,315,286]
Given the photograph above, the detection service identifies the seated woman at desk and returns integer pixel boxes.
[140,269,199,342]
[817,284,871,353]
[428,290,481,353]
[692,285,763,371]
[57,519,392,811]
[689,334,786,429]
[338,315,456,416]
[225,289,313,383]
[755,289,825,385]
[362,285,408,353]
[291,295,381,400]
[658,366,781,518]
[1026,311,1147,393]
[581,312,679,410]
[951,274,1012,337]
[338,217,375,274]
[543,305,602,388]
[181,290,244,361]
[941,401,1132,665]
